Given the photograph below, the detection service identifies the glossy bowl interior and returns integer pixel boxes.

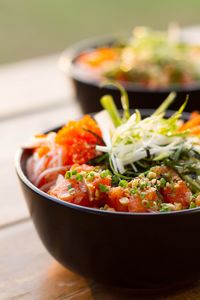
[60,34,200,113]
[16,110,200,291]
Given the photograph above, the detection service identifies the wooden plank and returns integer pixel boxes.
[0,221,94,300]
[1,220,200,299]
[0,54,74,119]
[0,103,81,227]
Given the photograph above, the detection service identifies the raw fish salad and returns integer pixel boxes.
[25,85,200,213]
[76,26,200,88]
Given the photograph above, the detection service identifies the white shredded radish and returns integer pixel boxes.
[35,166,68,187]
[33,155,46,176]
[94,110,114,147]
[56,174,65,184]
[25,130,69,188]
[40,180,57,192]
[96,112,184,174]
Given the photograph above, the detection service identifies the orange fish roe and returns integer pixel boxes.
[55,115,102,165]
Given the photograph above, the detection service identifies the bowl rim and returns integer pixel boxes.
[15,111,200,218]
[59,33,200,93]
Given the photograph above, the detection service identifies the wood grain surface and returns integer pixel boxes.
[0,54,73,120]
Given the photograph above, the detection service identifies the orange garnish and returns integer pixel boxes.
[190,111,200,120]
[37,146,50,158]
[189,125,200,136]
[179,113,200,132]
[35,134,46,138]
[77,48,119,68]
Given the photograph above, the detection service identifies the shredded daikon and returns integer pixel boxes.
[96,111,185,174]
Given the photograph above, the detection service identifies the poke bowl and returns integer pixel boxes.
[60,27,200,113]
[16,89,200,291]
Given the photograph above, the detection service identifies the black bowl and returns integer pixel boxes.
[15,110,200,291]
[60,35,200,113]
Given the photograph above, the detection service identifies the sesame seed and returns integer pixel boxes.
[119,197,130,205]
[147,171,157,179]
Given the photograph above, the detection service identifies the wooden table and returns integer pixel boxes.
[1,55,200,300]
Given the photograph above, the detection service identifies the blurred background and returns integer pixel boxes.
[0,0,200,64]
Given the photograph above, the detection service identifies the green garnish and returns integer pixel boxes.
[119,180,128,188]
[100,95,122,127]
[99,184,110,192]
[140,182,148,189]
[88,153,109,165]
[159,178,167,188]
[76,174,83,181]
[160,204,170,212]
[65,171,72,179]
[182,175,200,193]
[67,184,73,190]
[189,202,196,209]
[153,92,176,116]
[112,174,120,185]
[86,172,95,181]
[102,81,130,122]
[130,187,138,195]
[141,192,146,199]
[100,169,111,178]
[71,170,77,175]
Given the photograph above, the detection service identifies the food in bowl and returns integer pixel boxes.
[25,86,200,213]
[75,27,200,88]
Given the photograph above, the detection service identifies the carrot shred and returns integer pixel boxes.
[189,125,200,136]
[190,111,200,120]
[180,114,200,131]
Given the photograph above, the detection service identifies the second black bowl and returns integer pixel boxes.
[60,35,200,113]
